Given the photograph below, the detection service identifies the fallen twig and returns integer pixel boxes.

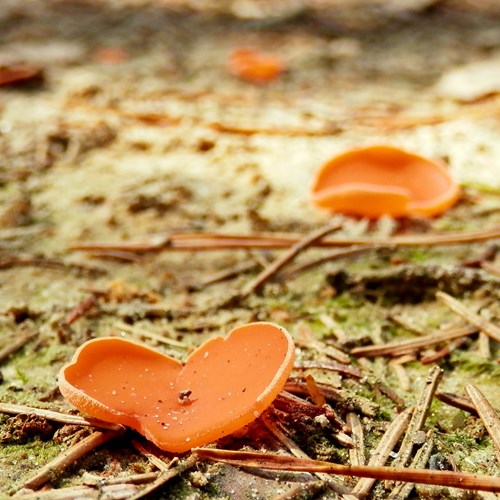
[277,246,377,280]
[0,402,123,431]
[241,223,341,296]
[435,391,497,417]
[69,226,500,253]
[22,429,123,490]
[350,324,477,358]
[387,431,435,499]
[15,483,140,499]
[390,367,442,470]
[193,448,500,493]
[347,412,365,467]
[65,295,98,325]
[465,385,500,463]
[128,455,198,500]
[352,407,414,498]
[0,331,38,364]
[437,292,500,342]
[420,337,469,365]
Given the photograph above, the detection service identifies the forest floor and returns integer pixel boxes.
[0,0,499,498]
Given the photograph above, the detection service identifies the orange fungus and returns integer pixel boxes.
[226,48,284,84]
[311,145,460,218]
[58,322,295,453]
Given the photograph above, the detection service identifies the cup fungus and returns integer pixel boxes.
[58,322,294,453]
[311,145,460,218]
[226,48,284,84]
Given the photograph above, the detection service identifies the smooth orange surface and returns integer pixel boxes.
[226,48,284,84]
[58,322,294,453]
[311,145,460,218]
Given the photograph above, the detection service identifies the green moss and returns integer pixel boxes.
[0,440,63,494]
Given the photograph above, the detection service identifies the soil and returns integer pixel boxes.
[0,0,499,498]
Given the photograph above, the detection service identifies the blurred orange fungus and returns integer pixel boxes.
[226,48,284,84]
[311,145,460,218]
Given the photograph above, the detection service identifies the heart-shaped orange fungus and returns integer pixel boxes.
[226,48,284,84]
[311,145,460,218]
[58,322,294,453]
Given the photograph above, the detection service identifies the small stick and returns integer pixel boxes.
[197,260,261,287]
[465,385,500,463]
[260,412,353,497]
[0,402,123,431]
[278,246,376,280]
[318,314,348,344]
[481,261,500,278]
[436,292,500,342]
[275,391,348,432]
[128,455,198,500]
[84,471,159,485]
[391,366,442,470]
[435,392,479,416]
[130,440,171,472]
[285,381,378,417]
[0,255,105,277]
[241,223,341,296]
[65,295,97,325]
[352,407,414,498]
[0,331,38,364]
[22,429,123,490]
[115,322,188,349]
[420,337,469,365]
[477,332,491,359]
[15,483,140,499]
[347,413,365,467]
[295,360,362,379]
[389,361,411,392]
[387,431,435,499]
[70,226,500,253]
[273,481,327,500]
[305,374,326,406]
[194,448,500,492]
[351,325,477,357]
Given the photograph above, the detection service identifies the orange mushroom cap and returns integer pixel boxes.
[311,145,460,218]
[58,322,294,453]
[226,48,284,84]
